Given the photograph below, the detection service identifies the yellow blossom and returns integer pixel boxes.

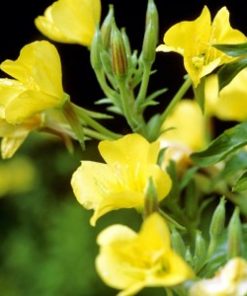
[189,257,247,296]
[205,70,247,121]
[0,40,66,125]
[0,115,42,159]
[157,6,246,87]
[96,213,194,296]
[35,0,101,47]
[159,100,207,171]
[71,133,172,226]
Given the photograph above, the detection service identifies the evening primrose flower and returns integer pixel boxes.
[0,40,66,125]
[71,133,172,226]
[0,115,42,159]
[35,0,101,47]
[96,213,194,296]
[189,257,247,296]
[157,6,246,87]
[205,70,247,121]
[159,100,207,171]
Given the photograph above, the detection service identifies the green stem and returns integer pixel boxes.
[135,63,152,109]
[158,209,186,231]
[118,78,145,133]
[96,70,120,107]
[72,104,121,139]
[160,77,192,123]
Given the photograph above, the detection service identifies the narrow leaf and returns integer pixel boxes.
[191,122,247,167]
[233,171,247,193]
[213,43,247,57]
[218,57,247,90]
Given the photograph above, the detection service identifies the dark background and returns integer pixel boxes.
[0,0,246,120]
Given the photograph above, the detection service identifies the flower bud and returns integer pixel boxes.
[111,23,128,77]
[194,231,207,272]
[100,5,114,49]
[207,197,226,257]
[90,28,102,71]
[141,0,159,64]
[227,207,242,259]
[171,228,186,257]
[143,177,159,218]
[209,197,226,239]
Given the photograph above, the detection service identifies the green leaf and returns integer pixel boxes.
[232,171,247,193]
[191,122,247,167]
[217,57,247,90]
[213,42,247,57]
[193,77,205,112]
[219,151,247,180]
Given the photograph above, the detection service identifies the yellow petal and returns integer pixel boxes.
[71,161,145,226]
[162,6,211,55]
[205,70,247,121]
[0,41,64,100]
[138,213,171,251]
[99,133,160,166]
[0,79,25,110]
[161,100,207,151]
[1,136,27,159]
[211,7,246,44]
[146,250,194,287]
[35,0,101,46]
[4,90,62,124]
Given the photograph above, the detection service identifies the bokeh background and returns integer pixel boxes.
[0,1,246,295]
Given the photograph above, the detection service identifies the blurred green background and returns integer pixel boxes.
[0,134,166,296]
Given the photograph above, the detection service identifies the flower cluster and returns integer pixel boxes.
[1,0,247,295]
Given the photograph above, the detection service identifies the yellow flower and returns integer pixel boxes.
[159,100,207,171]
[0,115,42,159]
[205,70,247,121]
[71,133,172,226]
[35,0,101,47]
[0,40,66,125]
[157,6,246,87]
[96,213,194,296]
[189,257,247,296]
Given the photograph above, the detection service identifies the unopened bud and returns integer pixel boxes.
[209,197,226,239]
[144,177,159,218]
[121,28,131,59]
[228,207,242,259]
[141,0,159,64]
[171,228,186,257]
[207,197,226,257]
[194,231,207,271]
[90,28,102,71]
[100,5,114,49]
[111,23,128,77]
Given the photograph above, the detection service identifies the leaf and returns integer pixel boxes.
[191,122,247,167]
[217,57,247,90]
[219,151,247,179]
[232,171,247,193]
[213,43,247,57]
[193,77,205,112]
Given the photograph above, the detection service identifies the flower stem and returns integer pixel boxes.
[160,77,192,123]
[135,63,152,109]
[72,104,121,139]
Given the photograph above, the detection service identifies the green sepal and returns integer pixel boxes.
[62,101,85,150]
[146,114,162,141]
